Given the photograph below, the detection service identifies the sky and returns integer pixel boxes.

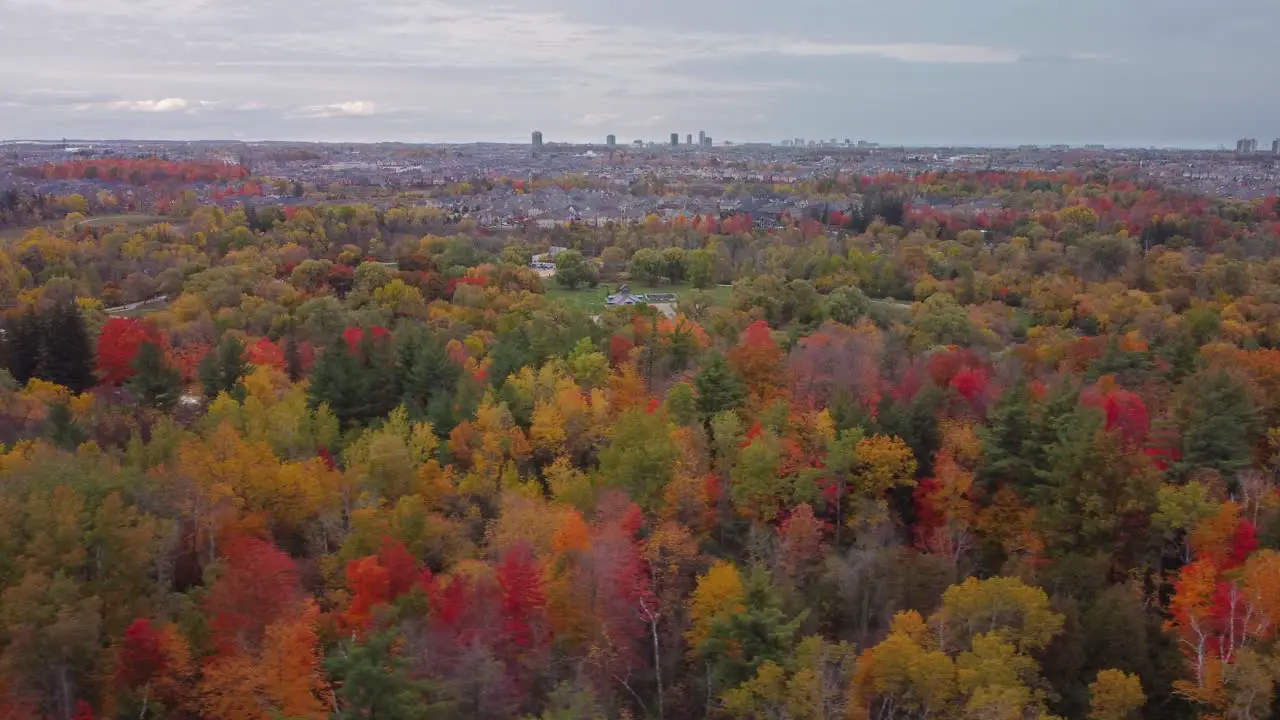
[0,0,1276,147]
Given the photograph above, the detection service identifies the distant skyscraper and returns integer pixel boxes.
[532,131,543,149]
[606,134,616,147]
[670,133,679,147]
[698,130,706,145]
[702,136,712,148]
[687,134,693,145]
[1273,138,1280,154]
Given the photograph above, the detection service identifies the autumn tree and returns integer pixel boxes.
[96,317,161,385]
[1088,669,1144,720]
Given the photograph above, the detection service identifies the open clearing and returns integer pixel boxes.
[543,282,731,312]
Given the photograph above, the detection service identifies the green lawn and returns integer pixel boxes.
[543,282,732,311]
[77,214,172,229]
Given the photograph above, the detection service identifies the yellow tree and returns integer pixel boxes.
[1088,669,1145,720]
[686,561,745,653]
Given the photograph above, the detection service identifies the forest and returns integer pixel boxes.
[0,169,1280,719]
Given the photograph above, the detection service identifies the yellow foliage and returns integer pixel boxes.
[686,560,744,652]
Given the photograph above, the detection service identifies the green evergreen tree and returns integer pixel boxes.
[283,333,304,382]
[1176,369,1258,484]
[308,343,363,428]
[199,335,248,399]
[6,309,41,384]
[398,329,458,419]
[693,351,745,422]
[355,330,399,423]
[46,401,88,449]
[128,340,181,411]
[326,631,453,720]
[977,379,1077,496]
[977,379,1036,492]
[697,568,806,698]
[309,332,398,429]
[39,302,94,393]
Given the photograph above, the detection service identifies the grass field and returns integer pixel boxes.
[543,282,732,311]
[77,214,172,229]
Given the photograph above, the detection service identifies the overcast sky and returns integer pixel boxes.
[1,0,1275,147]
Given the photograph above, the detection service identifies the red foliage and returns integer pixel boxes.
[31,158,248,184]
[911,478,946,549]
[96,317,163,385]
[926,348,982,388]
[729,321,784,393]
[71,699,95,720]
[317,447,337,470]
[246,337,284,369]
[342,537,431,631]
[342,326,390,352]
[1102,390,1150,445]
[167,341,211,384]
[1228,520,1258,569]
[116,618,168,689]
[609,334,635,366]
[496,543,547,649]
[203,536,301,655]
[788,323,882,414]
[343,556,391,631]
[378,536,422,599]
[949,367,990,409]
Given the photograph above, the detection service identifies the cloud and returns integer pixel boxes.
[104,98,189,112]
[775,42,1019,64]
[298,101,378,118]
[0,0,1272,144]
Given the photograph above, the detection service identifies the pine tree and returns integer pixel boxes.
[398,330,458,419]
[5,309,40,384]
[1176,369,1258,484]
[128,340,181,411]
[199,336,248,399]
[46,401,88,449]
[697,568,806,698]
[39,302,93,393]
[308,343,362,428]
[325,631,452,719]
[283,334,304,382]
[694,351,745,422]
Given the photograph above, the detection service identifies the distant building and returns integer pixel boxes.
[670,133,679,147]
[687,134,693,145]
[1273,139,1280,154]
[532,131,544,149]
[606,134,616,147]
[699,130,706,146]
[702,136,713,148]
[1237,138,1259,154]
[606,284,643,306]
[1084,144,1105,150]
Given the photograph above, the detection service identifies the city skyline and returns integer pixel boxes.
[2,0,1279,147]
